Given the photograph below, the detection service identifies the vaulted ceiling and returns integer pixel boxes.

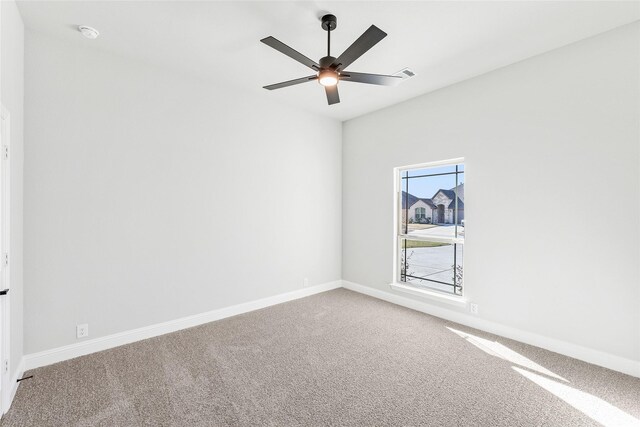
[16,1,640,121]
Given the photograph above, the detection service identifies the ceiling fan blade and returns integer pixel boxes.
[260,36,320,71]
[325,85,340,105]
[340,72,402,86]
[263,75,318,90]
[332,25,387,71]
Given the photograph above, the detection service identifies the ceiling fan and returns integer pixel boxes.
[261,14,402,105]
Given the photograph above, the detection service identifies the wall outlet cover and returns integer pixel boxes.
[76,323,89,339]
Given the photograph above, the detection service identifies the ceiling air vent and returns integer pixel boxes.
[392,68,416,80]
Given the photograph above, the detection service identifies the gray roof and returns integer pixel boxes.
[401,191,419,209]
[436,189,456,200]
[431,184,464,201]
[447,198,464,210]
[403,183,464,210]
[419,198,436,209]
[450,183,464,202]
[432,183,464,210]
[401,191,436,209]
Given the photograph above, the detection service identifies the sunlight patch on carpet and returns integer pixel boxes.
[513,367,640,427]
[447,327,567,382]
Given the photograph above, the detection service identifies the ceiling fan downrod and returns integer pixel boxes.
[322,14,337,57]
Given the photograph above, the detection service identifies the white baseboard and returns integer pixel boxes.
[24,281,342,371]
[2,356,25,415]
[342,280,640,378]
[22,279,640,378]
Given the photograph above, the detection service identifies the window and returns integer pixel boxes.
[397,160,464,296]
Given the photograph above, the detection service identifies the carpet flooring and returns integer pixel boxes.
[1,288,639,426]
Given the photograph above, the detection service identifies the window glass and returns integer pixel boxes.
[398,162,464,295]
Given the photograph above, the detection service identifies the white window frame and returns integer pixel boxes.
[391,158,467,306]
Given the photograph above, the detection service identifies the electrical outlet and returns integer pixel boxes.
[470,303,479,315]
[76,323,89,339]
[3,359,8,374]
[303,278,309,287]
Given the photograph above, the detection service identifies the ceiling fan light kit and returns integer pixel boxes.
[261,14,403,105]
[318,70,338,87]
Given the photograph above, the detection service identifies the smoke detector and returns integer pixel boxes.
[78,26,99,39]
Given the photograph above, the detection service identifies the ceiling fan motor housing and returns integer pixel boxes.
[319,56,337,69]
[321,14,337,31]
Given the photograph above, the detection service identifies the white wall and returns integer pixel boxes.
[24,32,342,354]
[0,0,25,384]
[343,23,639,364]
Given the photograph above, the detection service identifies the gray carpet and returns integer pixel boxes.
[2,289,639,426]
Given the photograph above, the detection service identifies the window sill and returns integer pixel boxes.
[389,283,468,307]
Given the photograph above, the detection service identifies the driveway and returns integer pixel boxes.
[402,243,463,294]
[407,224,464,239]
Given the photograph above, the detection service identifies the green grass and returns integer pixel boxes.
[403,240,448,248]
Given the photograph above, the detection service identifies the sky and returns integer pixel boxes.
[402,164,464,199]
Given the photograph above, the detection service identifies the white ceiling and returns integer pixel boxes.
[16,1,640,121]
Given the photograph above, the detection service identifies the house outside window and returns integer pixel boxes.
[397,160,464,296]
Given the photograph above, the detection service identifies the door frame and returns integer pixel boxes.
[0,104,12,414]
[437,204,445,224]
